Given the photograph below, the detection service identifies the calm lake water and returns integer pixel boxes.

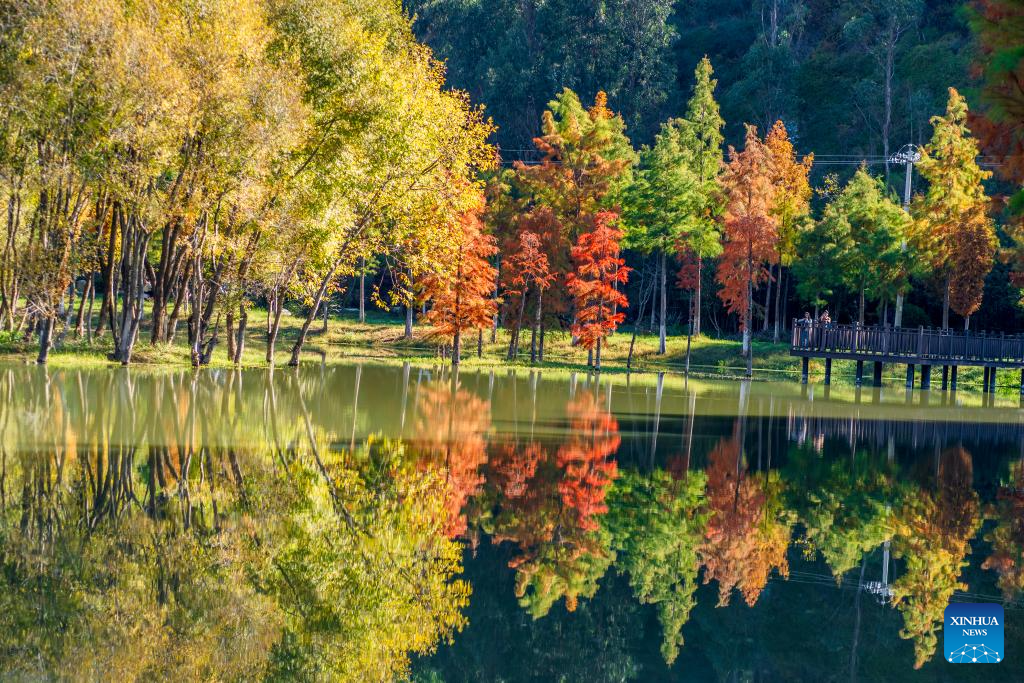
[1,361,1022,681]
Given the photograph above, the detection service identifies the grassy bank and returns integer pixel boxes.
[0,308,1018,393]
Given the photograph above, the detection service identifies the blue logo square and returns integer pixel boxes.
[944,603,1004,663]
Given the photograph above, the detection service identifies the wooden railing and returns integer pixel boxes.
[790,320,1024,366]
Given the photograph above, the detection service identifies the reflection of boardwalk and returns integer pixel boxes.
[788,413,1024,451]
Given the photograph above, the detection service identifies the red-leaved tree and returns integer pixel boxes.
[425,204,499,365]
[503,230,558,362]
[716,125,778,376]
[566,211,631,369]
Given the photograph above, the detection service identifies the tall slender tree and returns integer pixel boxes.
[764,120,812,340]
[424,203,499,365]
[716,126,777,377]
[679,57,725,339]
[914,88,997,329]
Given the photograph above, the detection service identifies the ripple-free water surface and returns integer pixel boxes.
[1,362,1021,681]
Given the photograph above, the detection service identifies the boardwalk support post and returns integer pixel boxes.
[950,366,958,391]
[1020,369,1024,396]
[920,364,931,390]
[983,366,991,393]
[905,364,915,388]
[824,358,832,385]
[855,360,864,386]
[873,361,883,387]
[801,357,809,384]
[941,365,949,391]
[989,367,998,394]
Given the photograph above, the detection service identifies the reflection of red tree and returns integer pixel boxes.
[413,382,491,538]
[700,432,790,607]
[490,442,544,499]
[484,392,621,617]
[557,393,620,532]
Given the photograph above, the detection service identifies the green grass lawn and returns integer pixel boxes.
[0,304,1018,394]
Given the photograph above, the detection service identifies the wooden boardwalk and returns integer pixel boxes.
[789,321,1024,392]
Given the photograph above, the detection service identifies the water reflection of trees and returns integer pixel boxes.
[0,393,469,679]
[1,365,1019,676]
[477,390,619,619]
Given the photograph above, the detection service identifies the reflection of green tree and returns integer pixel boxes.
[784,446,895,580]
[0,437,468,682]
[983,461,1024,600]
[605,468,708,664]
[891,446,980,670]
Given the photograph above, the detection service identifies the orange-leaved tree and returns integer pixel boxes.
[425,203,499,364]
[566,211,631,369]
[503,229,558,363]
[716,125,778,377]
[764,120,812,340]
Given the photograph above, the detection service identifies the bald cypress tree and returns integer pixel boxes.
[914,88,997,329]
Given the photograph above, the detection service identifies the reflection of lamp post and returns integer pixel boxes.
[890,144,921,328]
[864,536,894,604]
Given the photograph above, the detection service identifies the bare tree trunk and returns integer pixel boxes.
[234,304,247,364]
[266,291,285,364]
[358,256,365,323]
[772,265,783,342]
[942,276,950,330]
[36,316,52,364]
[404,303,413,339]
[658,250,667,354]
[744,250,753,377]
[531,288,543,364]
[508,291,526,360]
[452,329,461,366]
[226,310,236,361]
[694,257,702,336]
[288,260,339,367]
[74,275,92,337]
[762,266,773,333]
